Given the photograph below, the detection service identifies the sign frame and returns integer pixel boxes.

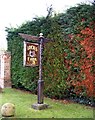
[23,41,39,67]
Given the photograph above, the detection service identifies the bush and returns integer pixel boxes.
[6,3,95,106]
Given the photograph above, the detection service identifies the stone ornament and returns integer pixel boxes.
[1,103,15,117]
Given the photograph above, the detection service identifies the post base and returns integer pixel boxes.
[32,103,49,110]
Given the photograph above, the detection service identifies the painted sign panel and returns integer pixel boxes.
[24,41,39,67]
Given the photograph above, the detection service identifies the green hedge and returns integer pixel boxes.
[6,3,95,104]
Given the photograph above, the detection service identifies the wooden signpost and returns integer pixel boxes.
[19,33,51,110]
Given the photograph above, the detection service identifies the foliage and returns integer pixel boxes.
[6,3,95,105]
[6,26,39,92]
[56,4,95,101]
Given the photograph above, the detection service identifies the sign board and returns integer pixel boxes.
[24,41,39,67]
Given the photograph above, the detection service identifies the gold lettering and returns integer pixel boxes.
[30,58,33,61]
[27,45,38,51]
[29,58,37,65]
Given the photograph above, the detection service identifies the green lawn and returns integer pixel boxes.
[0,88,94,119]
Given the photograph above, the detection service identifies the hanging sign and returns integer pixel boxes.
[24,41,39,67]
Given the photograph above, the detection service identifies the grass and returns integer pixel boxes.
[0,88,94,119]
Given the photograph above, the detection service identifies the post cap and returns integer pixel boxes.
[39,33,43,38]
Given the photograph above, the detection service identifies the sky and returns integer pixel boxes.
[0,0,92,50]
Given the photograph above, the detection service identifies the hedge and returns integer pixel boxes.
[6,3,95,106]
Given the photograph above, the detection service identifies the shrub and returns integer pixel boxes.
[6,3,95,105]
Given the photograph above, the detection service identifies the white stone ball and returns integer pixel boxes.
[1,103,15,117]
